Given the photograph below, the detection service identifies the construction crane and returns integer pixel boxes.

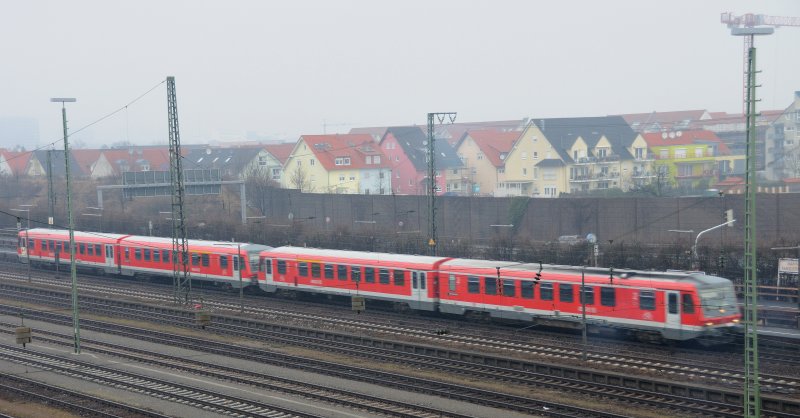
[721,12,800,113]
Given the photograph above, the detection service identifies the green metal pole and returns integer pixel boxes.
[743,40,760,418]
[62,102,81,355]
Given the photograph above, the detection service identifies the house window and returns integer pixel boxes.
[310,159,316,166]
[533,151,538,159]
[660,149,669,159]
[597,148,608,158]
[522,167,527,176]
[675,148,687,159]
[258,156,267,166]
[335,157,351,166]
[543,169,556,180]
[373,156,380,164]
[477,152,484,160]
[521,152,527,160]
[339,175,345,181]
[635,148,645,159]
[695,148,704,158]
[408,179,413,186]
[498,167,505,174]
[544,186,557,197]
[533,167,539,179]
[271,168,281,180]
[349,175,355,181]
[365,156,372,164]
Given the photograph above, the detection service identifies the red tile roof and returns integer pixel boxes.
[464,130,520,167]
[1,150,32,176]
[299,134,389,171]
[101,148,171,174]
[642,130,731,155]
[71,149,103,176]
[264,143,295,165]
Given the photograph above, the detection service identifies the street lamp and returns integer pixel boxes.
[692,220,736,270]
[51,96,80,355]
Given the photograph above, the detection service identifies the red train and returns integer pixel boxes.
[19,228,742,343]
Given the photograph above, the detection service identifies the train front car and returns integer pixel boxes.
[684,273,742,345]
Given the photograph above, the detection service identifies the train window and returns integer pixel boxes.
[153,250,161,263]
[311,263,321,278]
[681,294,695,313]
[124,247,130,260]
[337,265,347,280]
[484,277,497,295]
[600,287,616,307]
[364,267,375,283]
[379,269,390,284]
[352,266,361,283]
[265,259,272,274]
[540,283,553,300]
[233,256,240,271]
[40,240,46,250]
[412,272,418,288]
[393,270,405,286]
[420,272,426,289]
[639,290,655,311]
[467,276,480,293]
[503,280,516,297]
[668,293,678,314]
[277,260,287,274]
[449,274,457,292]
[298,262,308,277]
[521,281,534,299]
[162,250,170,263]
[190,253,199,266]
[135,247,141,260]
[87,244,94,256]
[324,264,334,279]
[95,244,101,255]
[579,286,594,305]
[79,243,85,255]
[143,249,150,261]
[202,254,209,267]
[49,240,55,251]
[559,284,573,303]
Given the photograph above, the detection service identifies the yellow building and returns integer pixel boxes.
[643,130,736,189]
[455,130,521,196]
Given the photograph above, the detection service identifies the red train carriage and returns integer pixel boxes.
[19,228,130,273]
[118,235,269,288]
[437,259,741,342]
[259,247,451,310]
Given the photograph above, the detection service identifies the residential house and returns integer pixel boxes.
[499,117,653,197]
[262,143,296,184]
[283,134,390,194]
[379,127,462,195]
[0,150,26,176]
[22,150,86,178]
[92,148,171,179]
[619,110,712,133]
[764,91,800,181]
[454,130,520,196]
[643,130,737,190]
[184,146,269,180]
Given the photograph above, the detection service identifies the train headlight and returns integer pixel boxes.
[705,322,714,326]
[719,308,726,314]
[732,319,740,324]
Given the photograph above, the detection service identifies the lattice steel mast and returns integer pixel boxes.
[167,76,191,304]
[426,112,456,256]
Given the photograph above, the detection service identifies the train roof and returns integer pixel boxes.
[265,246,451,267]
[122,235,270,253]
[441,258,731,286]
[24,228,129,242]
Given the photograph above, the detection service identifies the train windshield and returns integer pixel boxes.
[698,286,738,317]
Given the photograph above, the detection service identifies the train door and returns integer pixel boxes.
[665,291,681,330]
[262,258,273,282]
[411,271,427,302]
[104,244,115,268]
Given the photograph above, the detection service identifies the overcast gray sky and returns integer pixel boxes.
[1,0,798,149]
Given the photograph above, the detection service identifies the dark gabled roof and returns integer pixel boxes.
[184,146,262,174]
[32,149,85,176]
[534,159,566,168]
[532,116,638,162]
[381,126,462,171]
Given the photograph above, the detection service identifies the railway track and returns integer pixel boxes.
[2,265,799,395]
[2,286,798,417]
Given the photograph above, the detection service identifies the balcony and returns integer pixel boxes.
[632,170,656,179]
[634,153,655,162]
[572,154,621,165]
[568,171,620,183]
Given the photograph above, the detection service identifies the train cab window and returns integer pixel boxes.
[352,266,361,283]
[311,263,321,278]
[681,294,695,313]
[467,276,480,294]
[298,262,309,277]
[201,254,209,267]
[191,253,200,266]
[324,264,334,279]
[277,260,287,274]
[379,269,390,284]
[600,287,616,307]
[153,250,161,263]
[559,284,574,303]
[364,267,375,283]
[579,286,594,305]
[484,277,497,295]
[143,249,150,261]
[521,281,535,299]
[639,290,655,311]
[393,270,405,286]
[540,283,553,300]
[337,265,347,280]
[124,247,130,260]
[503,280,516,297]
[449,274,457,293]
[94,244,101,255]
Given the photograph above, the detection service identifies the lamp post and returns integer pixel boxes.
[51,97,80,355]
[692,220,736,270]
[12,209,31,283]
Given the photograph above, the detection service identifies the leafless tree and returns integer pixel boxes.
[289,164,312,192]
